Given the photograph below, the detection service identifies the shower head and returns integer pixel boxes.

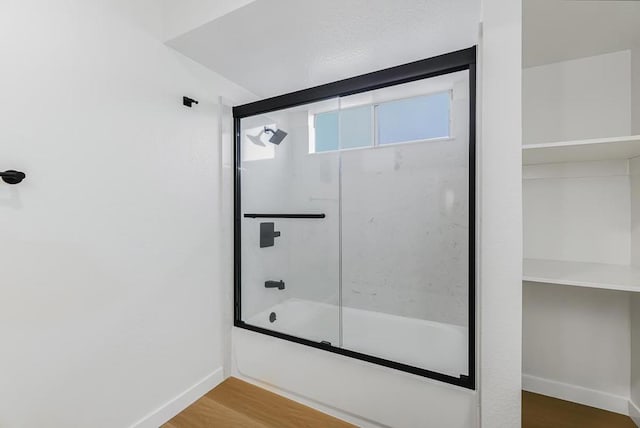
[264,127,288,145]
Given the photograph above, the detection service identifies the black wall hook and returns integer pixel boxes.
[183,96,199,108]
[1,170,26,185]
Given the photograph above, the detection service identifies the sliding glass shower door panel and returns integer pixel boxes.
[338,71,472,379]
[238,99,341,345]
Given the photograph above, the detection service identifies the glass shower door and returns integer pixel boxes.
[238,98,341,345]
[234,48,476,387]
[337,71,472,379]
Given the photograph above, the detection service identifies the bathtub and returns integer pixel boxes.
[247,298,468,378]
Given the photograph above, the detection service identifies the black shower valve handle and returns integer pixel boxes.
[260,222,281,248]
[1,170,26,185]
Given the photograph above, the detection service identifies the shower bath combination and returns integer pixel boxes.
[233,47,477,390]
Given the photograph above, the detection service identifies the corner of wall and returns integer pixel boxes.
[630,398,640,428]
[162,0,257,42]
[131,368,225,428]
[631,294,640,426]
[630,157,640,267]
[479,0,523,426]
[626,54,640,425]
[633,46,640,135]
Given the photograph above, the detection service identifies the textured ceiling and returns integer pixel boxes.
[524,0,640,68]
[162,0,257,41]
[167,0,480,98]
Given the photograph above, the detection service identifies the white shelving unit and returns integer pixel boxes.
[521,19,640,421]
[523,135,640,165]
[523,258,640,293]
[522,131,640,418]
[522,134,640,417]
[522,135,640,293]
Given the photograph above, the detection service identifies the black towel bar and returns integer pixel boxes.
[243,213,325,219]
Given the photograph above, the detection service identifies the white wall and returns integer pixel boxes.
[523,50,632,145]
[524,160,631,265]
[0,1,253,427]
[631,157,640,268]
[631,156,640,423]
[631,294,640,422]
[478,0,523,426]
[633,47,640,135]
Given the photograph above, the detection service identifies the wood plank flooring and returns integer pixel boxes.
[165,379,638,428]
[162,377,355,428]
[523,391,636,428]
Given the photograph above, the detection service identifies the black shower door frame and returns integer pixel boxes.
[233,46,477,390]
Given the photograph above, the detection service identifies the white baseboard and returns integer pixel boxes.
[130,367,225,428]
[523,374,629,415]
[629,400,640,427]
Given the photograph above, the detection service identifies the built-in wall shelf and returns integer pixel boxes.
[523,135,640,165]
[523,258,640,293]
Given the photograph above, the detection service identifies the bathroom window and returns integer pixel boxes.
[313,106,372,152]
[377,92,450,145]
[311,91,451,153]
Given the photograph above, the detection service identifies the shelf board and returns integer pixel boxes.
[522,135,640,165]
[523,258,640,292]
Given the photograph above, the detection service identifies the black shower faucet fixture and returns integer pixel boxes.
[260,222,281,248]
[265,280,285,290]
[183,96,199,108]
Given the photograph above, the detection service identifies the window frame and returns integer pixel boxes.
[309,90,454,154]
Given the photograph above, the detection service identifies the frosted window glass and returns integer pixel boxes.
[339,106,372,150]
[314,111,339,152]
[315,107,373,152]
[377,92,450,145]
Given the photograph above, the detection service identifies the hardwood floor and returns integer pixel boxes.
[166,380,638,428]
[523,391,636,428]
[162,377,355,428]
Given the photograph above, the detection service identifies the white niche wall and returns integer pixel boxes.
[522,49,640,421]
